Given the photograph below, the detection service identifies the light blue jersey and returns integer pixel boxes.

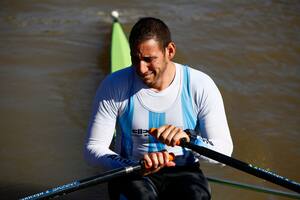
[116,65,196,163]
[85,63,233,170]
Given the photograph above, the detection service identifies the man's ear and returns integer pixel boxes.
[166,42,176,60]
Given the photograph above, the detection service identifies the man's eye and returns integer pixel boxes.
[144,57,153,63]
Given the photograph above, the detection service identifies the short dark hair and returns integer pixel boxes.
[129,17,172,52]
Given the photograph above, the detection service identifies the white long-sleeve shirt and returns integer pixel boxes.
[85,63,233,170]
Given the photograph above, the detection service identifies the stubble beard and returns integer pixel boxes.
[145,60,169,89]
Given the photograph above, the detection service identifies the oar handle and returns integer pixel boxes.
[141,153,175,169]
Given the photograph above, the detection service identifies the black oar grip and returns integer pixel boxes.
[178,138,188,146]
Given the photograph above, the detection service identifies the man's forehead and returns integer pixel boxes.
[131,39,163,55]
[131,51,158,58]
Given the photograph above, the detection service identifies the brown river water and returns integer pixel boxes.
[0,0,299,199]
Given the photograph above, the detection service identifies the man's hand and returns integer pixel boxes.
[149,125,190,146]
[142,151,175,176]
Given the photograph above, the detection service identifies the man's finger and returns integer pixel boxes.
[143,154,152,169]
[149,125,168,138]
[165,127,180,146]
[157,152,164,165]
[158,125,174,143]
[149,153,159,169]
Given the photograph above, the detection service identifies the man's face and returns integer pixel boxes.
[131,39,170,90]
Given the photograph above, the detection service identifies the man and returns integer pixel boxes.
[85,17,233,200]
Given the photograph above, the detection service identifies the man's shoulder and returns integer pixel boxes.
[184,65,214,85]
[106,66,134,82]
[182,65,220,96]
[102,67,134,88]
[97,67,134,100]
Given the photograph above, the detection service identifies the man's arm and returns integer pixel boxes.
[84,74,137,170]
[191,69,233,161]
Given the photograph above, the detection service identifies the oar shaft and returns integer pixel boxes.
[180,139,300,193]
[207,176,300,199]
[20,164,142,200]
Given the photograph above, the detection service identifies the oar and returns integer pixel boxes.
[178,138,300,194]
[20,164,142,200]
[207,176,300,199]
[20,154,174,200]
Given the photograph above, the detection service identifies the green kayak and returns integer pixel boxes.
[110,11,131,73]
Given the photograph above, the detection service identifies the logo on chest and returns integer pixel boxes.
[132,129,149,137]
